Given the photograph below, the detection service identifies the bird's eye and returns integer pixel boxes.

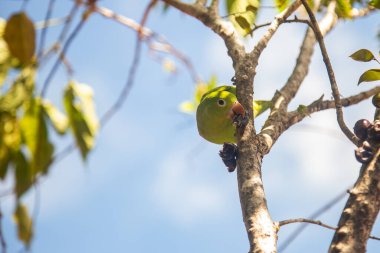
[217,99,226,107]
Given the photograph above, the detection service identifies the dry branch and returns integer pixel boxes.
[329,109,380,252]
[300,0,359,146]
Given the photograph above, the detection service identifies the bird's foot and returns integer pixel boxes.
[219,142,238,172]
[233,114,248,128]
[231,76,237,86]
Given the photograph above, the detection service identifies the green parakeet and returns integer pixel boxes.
[196,85,270,144]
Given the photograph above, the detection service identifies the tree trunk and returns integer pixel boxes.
[237,140,277,253]
[329,150,380,252]
[235,55,277,253]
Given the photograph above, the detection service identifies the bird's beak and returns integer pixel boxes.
[228,101,245,120]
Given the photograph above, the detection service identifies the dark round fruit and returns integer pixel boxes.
[372,93,380,108]
[368,120,380,142]
[355,147,373,164]
[354,119,372,141]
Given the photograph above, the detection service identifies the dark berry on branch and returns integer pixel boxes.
[368,120,380,142]
[353,119,372,141]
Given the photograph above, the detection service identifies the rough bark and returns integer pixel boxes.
[235,53,278,253]
[159,1,378,252]
[329,152,380,252]
[329,116,380,252]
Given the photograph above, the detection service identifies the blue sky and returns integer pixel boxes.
[1,0,380,252]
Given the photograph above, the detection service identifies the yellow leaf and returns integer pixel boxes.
[64,81,98,160]
[179,101,196,114]
[14,203,33,247]
[226,0,260,36]
[253,100,272,117]
[4,12,36,65]
[162,58,176,73]
[42,100,68,135]
[20,98,54,174]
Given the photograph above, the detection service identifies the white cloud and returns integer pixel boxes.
[152,149,226,226]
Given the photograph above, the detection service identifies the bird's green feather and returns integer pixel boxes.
[196,85,271,144]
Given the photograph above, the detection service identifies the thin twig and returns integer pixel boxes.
[0,1,197,201]
[37,0,56,59]
[250,18,310,34]
[0,208,6,253]
[251,0,301,60]
[279,188,347,251]
[209,0,219,13]
[287,86,380,126]
[95,5,201,83]
[20,0,29,11]
[31,183,40,245]
[100,0,156,125]
[39,2,80,67]
[350,6,375,18]
[279,218,336,230]
[300,0,359,146]
[195,0,207,6]
[35,16,67,30]
[40,14,88,97]
[278,218,380,241]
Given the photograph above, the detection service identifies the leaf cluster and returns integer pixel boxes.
[350,49,380,85]
[0,12,98,248]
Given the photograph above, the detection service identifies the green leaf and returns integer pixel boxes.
[13,203,33,248]
[0,112,22,180]
[1,113,21,151]
[253,100,272,117]
[349,49,375,62]
[335,0,352,18]
[20,98,54,174]
[297,104,311,117]
[369,0,380,9]
[358,69,380,85]
[179,101,196,114]
[13,151,32,198]
[42,100,68,135]
[0,144,10,179]
[0,18,11,86]
[226,0,260,36]
[64,82,98,160]
[180,76,218,114]
[195,76,217,104]
[275,0,291,12]
[0,67,35,111]
[4,12,36,65]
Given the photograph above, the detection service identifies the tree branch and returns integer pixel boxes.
[39,1,80,68]
[279,188,348,251]
[161,0,245,66]
[279,218,336,230]
[329,144,380,252]
[37,0,56,58]
[278,2,337,108]
[40,12,88,97]
[250,0,301,63]
[278,218,380,241]
[0,209,6,253]
[95,5,201,83]
[287,86,380,127]
[210,0,219,14]
[195,0,207,6]
[256,3,336,154]
[300,0,359,146]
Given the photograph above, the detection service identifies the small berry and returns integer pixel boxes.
[368,120,380,141]
[372,93,380,108]
[353,119,372,141]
